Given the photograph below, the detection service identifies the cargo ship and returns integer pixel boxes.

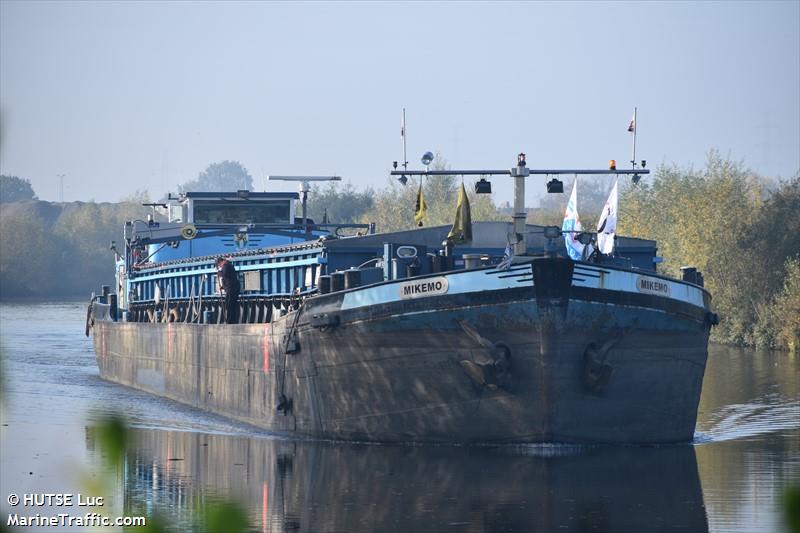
[88,155,717,444]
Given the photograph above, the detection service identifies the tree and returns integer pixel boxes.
[306,182,375,224]
[740,175,800,347]
[178,161,253,192]
[0,208,61,297]
[771,256,800,352]
[361,153,502,233]
[616,152,800,347]
[0,175,37,202]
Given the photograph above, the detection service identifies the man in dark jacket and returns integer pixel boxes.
[216,256,241,324]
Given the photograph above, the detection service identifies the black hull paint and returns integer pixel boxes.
[93,282,711,444]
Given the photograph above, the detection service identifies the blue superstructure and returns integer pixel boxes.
[116,188,661,324]
[148,191,310,263]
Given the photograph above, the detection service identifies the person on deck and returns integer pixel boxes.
[216,256,240,324]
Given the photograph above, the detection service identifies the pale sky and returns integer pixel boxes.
[1,1,798,206]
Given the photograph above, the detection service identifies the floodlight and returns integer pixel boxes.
[546,178,564,194]
[577,232,593,245]
[543,226,561,239]
[475,178,492,194]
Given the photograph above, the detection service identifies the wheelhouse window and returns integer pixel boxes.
[192,201,291,224]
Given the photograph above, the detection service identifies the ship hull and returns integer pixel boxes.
[93,259,712,444]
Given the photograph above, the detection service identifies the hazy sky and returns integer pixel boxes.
[1,1,798,206]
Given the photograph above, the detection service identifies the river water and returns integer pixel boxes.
[1,302,798,532]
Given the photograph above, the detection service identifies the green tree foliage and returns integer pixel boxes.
[0,198,152,298]
[0,174,37,202]
[619,151,799,348]
[0,207,60,297]
[772,257,800,352]
[306,182,375,224]
[179,161,253,192]
[621,153,765,279]
[733,176,800,347]
[362,154,502,233]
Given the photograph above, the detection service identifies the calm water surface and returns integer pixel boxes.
[1,302,798,532]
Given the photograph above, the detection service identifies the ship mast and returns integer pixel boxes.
[390,156,647,256]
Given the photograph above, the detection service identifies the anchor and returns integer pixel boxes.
[582,331,624,393]
[276,393,293,415]
[457,320,512,391]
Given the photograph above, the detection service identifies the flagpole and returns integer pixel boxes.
[630,107,637,169]
[402,108,408,172]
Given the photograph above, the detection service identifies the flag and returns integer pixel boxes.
[401,112,405,138]
[447,182,472,244]
[596,179,618,255]
[414,180,426,226]
[562,179,586,261]
[497,241,514,271]
[627,111,636,133]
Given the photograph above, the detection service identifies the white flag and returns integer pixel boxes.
[596,180,618,255]
[562,179,585,261]
[627,111,636,133]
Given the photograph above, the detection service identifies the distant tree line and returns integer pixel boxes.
[1,156,797,350]
[0,191,152,299]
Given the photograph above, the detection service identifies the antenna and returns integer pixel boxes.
[401,108,408,172]
[268,175,342,234]
[629,107,638,169]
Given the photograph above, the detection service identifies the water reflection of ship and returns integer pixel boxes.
[119,429,709,532]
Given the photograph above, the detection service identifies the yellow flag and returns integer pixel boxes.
[414,181,426,226]
[447,182,472,243]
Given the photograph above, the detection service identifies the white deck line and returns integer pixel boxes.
[341,264,705,311]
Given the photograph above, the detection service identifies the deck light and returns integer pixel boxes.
[543,226,561,239]
[577,232,593,245]
[546,178,563,194]
[421,152,434,167]
[475,178,492,194]
[518,153,526,167]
